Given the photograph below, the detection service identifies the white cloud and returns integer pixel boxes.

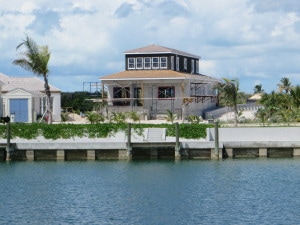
[1,0,300,93]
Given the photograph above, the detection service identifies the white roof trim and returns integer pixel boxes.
[101,78,185,81]
[124,52,200,59]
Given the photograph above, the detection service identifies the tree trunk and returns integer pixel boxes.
[233,105,238,127]
[44,75,52,124]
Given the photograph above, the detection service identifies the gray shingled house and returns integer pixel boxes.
[100,45,220,120]
[0,73,61,122]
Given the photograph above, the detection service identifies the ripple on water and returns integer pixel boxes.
[1,159,300,224]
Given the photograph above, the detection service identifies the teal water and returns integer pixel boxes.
[1,159,300,225]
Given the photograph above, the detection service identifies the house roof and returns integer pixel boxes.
[249,93,262,100]
[100,70,219,83]
[124,44,200,59]
[0,73,61,94]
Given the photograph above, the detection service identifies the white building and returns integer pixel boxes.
[0,73,61,123]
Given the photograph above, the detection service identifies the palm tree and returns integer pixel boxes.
[290,85,300,108]
[13,35,52,124]
[215,78,239,127]
[127,111,140,123]
[253,84,264,94]
[110,112,126,123]
[165,109,176,124]
[86,111,105,124]
[278,77,292,94]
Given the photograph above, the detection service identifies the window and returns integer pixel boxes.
[113,87,130,106]
[152,57,159,69]
[191,59,194,74]
[136,57,143,69]
[144,57,151,69]
[158,86,175,99]
[128,58,135,69]
[171,56,174,70]
[184,58,187,71]
[196,60,199,74]
[176,56,179,71]
[160,57,167,69]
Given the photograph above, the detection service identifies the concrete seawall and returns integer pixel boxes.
[1,127,300,161]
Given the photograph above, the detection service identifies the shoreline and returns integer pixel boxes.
[2,127,300,161]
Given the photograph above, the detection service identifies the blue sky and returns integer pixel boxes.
[1,0,300,94]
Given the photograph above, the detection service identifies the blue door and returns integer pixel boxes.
[10,99,28,122]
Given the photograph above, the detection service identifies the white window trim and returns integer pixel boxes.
[176,56,179,71]
[128,58,135,70]
[160,57,167,69]
[152,57,159,69]
[136,57,143,69]
[144,57,151,69]
[184,58,187,70]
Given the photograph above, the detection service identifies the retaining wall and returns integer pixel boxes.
[1,127,300,161]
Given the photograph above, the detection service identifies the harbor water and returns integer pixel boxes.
[1,159,300,225]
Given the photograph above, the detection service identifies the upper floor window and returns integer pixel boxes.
[158,86,175,99]
[176,56,179,71]
[160,57,167,69]
[152,57,159,69]
[196,60,199,73]
[171,56,174,70]
[128,58,135,69]
[184,58,187,71]
[144,57,151,69]
[191,60,194,74]
[136,57,143,69]
[127,56,172,70]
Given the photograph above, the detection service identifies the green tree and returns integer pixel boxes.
[215,78,239,127]
[61,92,95,112]
[165,109,176,124]
[110,112,126,123]
[13,35,52,124]
[290,85,300,108]
[253,84,264,94]
[260,91,281,122]
[278,77,292,94]
[127,111,140,123]
[86,111,105,124]
[255,108,267,126]
[187,115,202,124]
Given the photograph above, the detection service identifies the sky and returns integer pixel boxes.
[1,0,300,94]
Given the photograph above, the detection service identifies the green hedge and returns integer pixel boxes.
[0,123,213,140]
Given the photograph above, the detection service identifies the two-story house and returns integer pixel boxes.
[100,44,219,120]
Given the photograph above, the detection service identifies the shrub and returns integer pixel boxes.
[0,123,213,140]
[86,111,104,124]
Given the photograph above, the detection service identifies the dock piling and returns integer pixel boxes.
[214,121,219,159]
[127,123,132,158]
[175,122,181,159]
[5,122,11,161]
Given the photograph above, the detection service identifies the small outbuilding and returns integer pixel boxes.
[0,73,61,122]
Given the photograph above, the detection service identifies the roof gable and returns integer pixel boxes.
[4,88,33,96]
[124,44,200,59]
[0,73,60,93]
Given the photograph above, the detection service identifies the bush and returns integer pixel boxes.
[86,111,104,124]
[0,123,213,140]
